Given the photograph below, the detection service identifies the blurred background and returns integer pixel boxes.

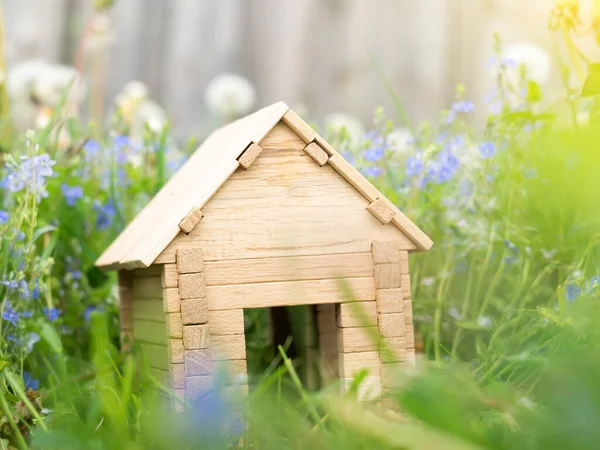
[2,0,560,138]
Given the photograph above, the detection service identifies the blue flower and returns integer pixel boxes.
[479,141,496,159]
[61,184,84,206]
[84,139,102,156]
[7,335,21,345]
[0,210,8,224]
[3,154,55,200]
[589,276,600,291]
[503,240,519,254]
[362,132,386,162]
[566,285,581,303]
[2,304,21,326]
[43,307,61,322]
[188,388,244,441]
[23,372,39,391]
[360,166,382,178]
[93,200,116,230]
[451,101,475,114]
[84,305,104,321]
[405,156,423,179]
[1,280,18,289]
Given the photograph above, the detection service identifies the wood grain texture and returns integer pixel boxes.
[211,334,246,361]
[375,288,404,314]
[156,122,414,264]
[185,375,213,400]
[337,302,377,328]
[282,109,316,143]
[167,313,183,338]
[371,240,406,264]
[183,324,210,349]
[181,297,209,325]
[203,253,374,286]
[161,264,178,288]
[337,326,378,353]
[169,338,184,364]
[206,278,375,310]
[406,324,415,348]
[208,309,244,335]
[184,349,213,376]
[171,363,185,389]
[401,274,412,298]
[378,313,405,338]
[178,273,206,299]
[215,359,248,382]
[374,263,401,289]
[379,337,407,363]
[238,142,263,169]
[367,199,395,225]
[162,288,180,313]
[303,142,329,166]
[179,207,204,234]
[338,351,381,378]
[176,248,204,274]
[399,251,410,274]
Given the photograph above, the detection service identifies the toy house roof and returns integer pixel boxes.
[96,102,432,270]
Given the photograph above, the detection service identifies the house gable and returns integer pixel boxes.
[155,121,416,264]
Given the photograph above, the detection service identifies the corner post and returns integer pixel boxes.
[118,270,134,352]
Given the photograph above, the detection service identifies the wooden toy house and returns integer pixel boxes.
[96,101,432,403]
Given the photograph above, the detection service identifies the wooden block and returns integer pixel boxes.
[162,288,180,313]
[181,297,209,325]
[378,313,405,338]
[371,240,403,264]
[379,337,407,363]
[303,142,329,166]
[178,273,206,299]
[215,359,248,383]
[238,142,263,169]
[405,324,415,348]
[338,326,378,353]
[169,339,184,364]
[282,109,317,143]
[376,288,404,313]
[161,264,178,288]
[399,251,409,274]
[342,375,382,401]
[208,309,244,335]
[167,313,183,338]
[403,300,413,324]
[374,264,401,289]
[176,248,204,274]
[179,207,203,234]
[338,351,381,378]
[337,302,377,328]
[367,199,395,225]
[184,349,212,376]
[185,375,213,400]
[315,135,336,156]
[183,324,210,349]
[171,363,185,389]
[401,274,411,297]
[211,334,246,361]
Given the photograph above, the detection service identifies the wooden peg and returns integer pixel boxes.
[367,199,395,225]
[303,142,329,166]
[179,207,203,234]
[238,143,263,169]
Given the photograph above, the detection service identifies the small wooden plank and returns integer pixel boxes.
[337,302,377,328]
[406,324,415,348]
[303,142,329,166]
[131,275,162,299]
[179,207,204,234]
[315,134,336,156]
[376,288,404,314]
[138,343,168,370]
[342,375,382,401]
[404,300,413,324]
[211,334,246,361]
[186,375,213,400]
[208,309,244,335]
[204,253,374,286]
[238,142,263,169]
[379,337,407,363]
[401,274,411,298]
[177,248,204,274]
[378,313,405,338]
[206,278,375,310]
[133,320,167,346]
[399,251,409,274]
[168,338,184,364]
[372,240,404,264]
[178,273,206,299]
[367,199,395,225]
[282,109,317,143]
[184,349,212,376]
[337,326,378,352]
[161,264,178,288]
[338,351,381,378]
[133,298,164,322]
[167,313,183,338]
[162,288,180,313]
[374,264,401,289]
[327,153,378,202]
[183,324,210,349]
[181,297,209,325]
[171,363,185,389]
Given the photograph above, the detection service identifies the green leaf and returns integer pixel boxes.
[526,81,543,103]
[32,225,58,242]
[582,64,600,97]
[0,360,8,373]
[39,322,63,355]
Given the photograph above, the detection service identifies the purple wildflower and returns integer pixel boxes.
[23,372,39,390]
[361,166,382,178]
[93,200,116,230]
[43,307,61,322]
[61,184,84,206]
[84,139,102,155]
[479,141,496,159]
[0,210,8,224]
[2,304,21,326]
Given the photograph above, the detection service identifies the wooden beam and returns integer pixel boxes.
[211,334,246,361]
[282,109,317,143]
[161,264,178,288]
[337,302,377,328]
[178,207,203,234]
[208,309,244,335]
[338,351,381,378]
[162,288,180,313]
[238,142,263,169]
[337,326,379,353]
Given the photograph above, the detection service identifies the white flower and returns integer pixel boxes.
[477,316,492,328]
[34,64,83,107]
[448,307,462,320]
[7,60,52,101]
[204,73,256,120]
[387,128,413,156]
[122,80,149,102]
[421,277,435,287]
[324,113,364,146]
[501,43,551,85]
[114,81,167,140]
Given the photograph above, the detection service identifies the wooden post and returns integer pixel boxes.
[316,304,338,384]
[118,270,134,352]
[162,263,184,412]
